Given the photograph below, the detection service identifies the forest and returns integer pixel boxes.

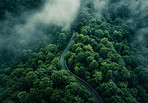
[0,0,148,103]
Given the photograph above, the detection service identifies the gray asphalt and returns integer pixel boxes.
[60,33,104,103]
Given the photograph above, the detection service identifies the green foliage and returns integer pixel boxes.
[89,60,99,71]
[58,33,67,47]
[94,29,104,38]
[66,3,148,102]
[0,0,42,19]
[0,44,93,103]
[76,52,85,62]
[1,0,148,103]
[92,71,102,84]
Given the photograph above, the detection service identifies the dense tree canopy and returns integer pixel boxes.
[0,0,148,103]
[65,1,148,102]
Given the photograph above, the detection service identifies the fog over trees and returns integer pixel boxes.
[0,0,147,103]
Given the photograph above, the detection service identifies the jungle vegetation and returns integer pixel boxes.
[0,0,148,103]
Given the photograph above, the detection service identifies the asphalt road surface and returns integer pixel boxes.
[60,33,103,103]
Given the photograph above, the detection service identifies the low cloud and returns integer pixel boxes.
[0,0,80,51]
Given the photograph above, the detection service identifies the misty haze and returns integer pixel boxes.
[0,0,147,103]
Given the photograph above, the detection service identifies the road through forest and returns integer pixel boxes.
[60,33,103,103]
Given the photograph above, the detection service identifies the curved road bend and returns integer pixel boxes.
[60,33,103,103]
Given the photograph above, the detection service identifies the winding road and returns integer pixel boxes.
[60,33,103,103]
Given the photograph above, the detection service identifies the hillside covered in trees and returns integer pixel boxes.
[0,0,148,103]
